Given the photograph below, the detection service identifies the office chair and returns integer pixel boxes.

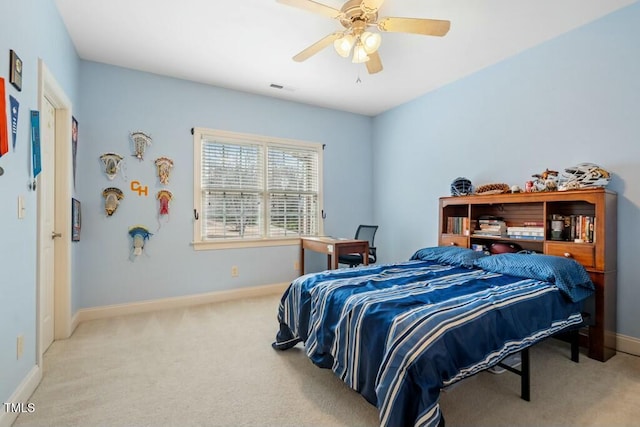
[338,225,378,268]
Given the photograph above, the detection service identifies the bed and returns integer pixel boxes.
[272,246,595,427]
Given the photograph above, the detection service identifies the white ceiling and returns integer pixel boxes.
[54,0,636,116]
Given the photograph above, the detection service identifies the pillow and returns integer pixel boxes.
[410,246,488,268]
[474,253,594,302]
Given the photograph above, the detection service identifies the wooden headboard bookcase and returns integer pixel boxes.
[438,188,617,362]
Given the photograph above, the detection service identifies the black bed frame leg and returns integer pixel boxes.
[521,347,530,402]
[570,329,580,362]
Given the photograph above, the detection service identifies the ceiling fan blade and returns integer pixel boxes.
[277,0,341,18]
[361,0,386,13]
[378,17,450,36]
[293,32,343,62]
[366,51,383,74]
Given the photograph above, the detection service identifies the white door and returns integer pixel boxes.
[39,96,56,353]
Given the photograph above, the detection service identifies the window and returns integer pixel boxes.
[193,128,323,249]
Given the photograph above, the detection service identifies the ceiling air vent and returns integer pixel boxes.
[269,83,295,92]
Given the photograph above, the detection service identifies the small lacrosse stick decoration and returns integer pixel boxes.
[157,190,173,216]
[100,152,124,180]
[102,187,124,216]
[129,131,152,161]
[128,225,152,260]
[154,157,174,185]
[156,189,173,231]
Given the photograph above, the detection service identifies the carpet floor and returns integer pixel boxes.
[13,294,640,427]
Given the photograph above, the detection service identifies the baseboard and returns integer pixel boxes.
[616,332,640,357]
[0,365,42,427]
[70,310,80,335]
[76,282,290,323]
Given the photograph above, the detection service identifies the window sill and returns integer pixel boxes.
[192,238,302,251]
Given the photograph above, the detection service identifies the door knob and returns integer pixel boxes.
[51,232,62,239]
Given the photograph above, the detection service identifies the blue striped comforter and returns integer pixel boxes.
[273,260,584,427]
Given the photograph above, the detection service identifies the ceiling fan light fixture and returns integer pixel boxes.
[361,31,381,54]
[352,42,370,63]
[333,34,355,58]
[277,0,450,75]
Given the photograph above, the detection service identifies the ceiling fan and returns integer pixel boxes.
[277,0,451,74]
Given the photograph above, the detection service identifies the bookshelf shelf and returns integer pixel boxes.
[438,188,617,361]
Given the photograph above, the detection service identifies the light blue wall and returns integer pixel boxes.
[76,62,373,308]
[0,0,79,406]
[372,4,640,339]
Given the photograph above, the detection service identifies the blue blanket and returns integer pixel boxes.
[273,259,585,427]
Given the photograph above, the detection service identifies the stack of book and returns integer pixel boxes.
[507,225,544,240]
[474,218,507,237]
[568,215,596,243]
[446,216,470,235]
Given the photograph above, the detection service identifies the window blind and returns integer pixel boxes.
[267,146,319,237]
[201,140,263,239]
[196,132,321,243]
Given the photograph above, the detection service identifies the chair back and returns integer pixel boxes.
[355,225,378,262]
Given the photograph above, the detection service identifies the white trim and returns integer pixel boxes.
[616,332,640,357]
[192,238,301,250]
[37,60,73,371]
[192,127,324,249]
[70,310,81,335]
[0,366,42,427]
[75,282,290,323]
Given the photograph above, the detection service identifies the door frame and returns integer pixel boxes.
[36,59,73,367]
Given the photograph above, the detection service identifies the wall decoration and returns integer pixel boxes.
[157,189,173,216]
[10,95,19,151]
[9,50,22,91]
[72,117,78,188]
[102,187,124,216]
[129,131,152,160]
[156,190,173,231]
[72,198,81,241]
[100,152,124,180]
[0,78,8,156]
[154,157,174,185]
[128,225,152,260]
[130,180,149,196]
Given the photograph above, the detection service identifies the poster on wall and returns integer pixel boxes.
[30,110,41,178]
[72,198,81,241]
[72,116,78,188]
[0,78,8,157]
[10,95,19,150]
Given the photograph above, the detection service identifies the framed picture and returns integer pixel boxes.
[9,50,22,91]
[72,198,81,242]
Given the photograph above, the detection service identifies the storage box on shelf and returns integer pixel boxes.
[438,188,617,362]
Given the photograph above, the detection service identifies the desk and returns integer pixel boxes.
[300,237,369,275]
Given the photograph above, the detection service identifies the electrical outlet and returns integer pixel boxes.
[294,261,300,271]
[16,335,24,360]
[231,266,239,277]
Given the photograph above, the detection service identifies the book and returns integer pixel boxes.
[523,221,544,227]
[508,235,544,240]
[507,227,544,233]
[566,214,596,243]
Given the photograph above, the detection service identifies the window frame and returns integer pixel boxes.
[192,127,324,250]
